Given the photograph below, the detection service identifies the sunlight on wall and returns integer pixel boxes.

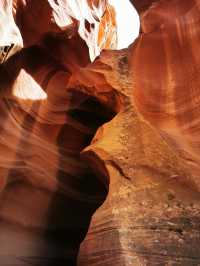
[13,69,47,100]
[108,0,140,49]
[0,0,23,50]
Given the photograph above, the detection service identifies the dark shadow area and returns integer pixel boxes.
[43,94,116,266]
[0,45,118,265]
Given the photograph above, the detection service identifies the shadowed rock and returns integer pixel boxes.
[1,0,200,266]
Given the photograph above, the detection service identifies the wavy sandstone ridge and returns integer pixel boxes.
[0,1,118,265]
[131,0,200,188]
[0,0,200,266]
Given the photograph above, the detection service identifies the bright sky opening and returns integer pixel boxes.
[108,0,140,49]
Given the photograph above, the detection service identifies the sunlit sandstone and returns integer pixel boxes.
[0,0,200,266]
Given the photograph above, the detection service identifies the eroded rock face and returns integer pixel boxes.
[78,0,200,264]
[13,0,117,61]
[0,0,118,265]
[131,0,200,188]
[78,49,200,266]
[0,0,200,266]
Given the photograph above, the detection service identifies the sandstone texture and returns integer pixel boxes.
[0,0,200,266]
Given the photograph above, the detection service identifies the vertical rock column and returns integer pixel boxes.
[78,49,200,265]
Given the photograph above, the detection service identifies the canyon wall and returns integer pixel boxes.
[0,0,200,265]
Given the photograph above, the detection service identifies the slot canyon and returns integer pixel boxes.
[0,0,200,265]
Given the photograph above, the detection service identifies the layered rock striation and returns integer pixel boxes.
[0,0,118,265]
[0,0,200,266]
[131,0,200,188]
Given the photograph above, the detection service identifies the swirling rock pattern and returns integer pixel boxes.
[79,0,200,264]
[0,0,117,265]
[78,49,200,266]
[0,0,200,266]
[131,0,200,188]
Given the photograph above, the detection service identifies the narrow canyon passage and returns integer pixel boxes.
[0,44,119,265]
[1,0,200,265]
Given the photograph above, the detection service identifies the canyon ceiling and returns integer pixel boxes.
[0,0,200,265]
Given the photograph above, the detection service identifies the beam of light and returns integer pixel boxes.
[12,69,47,100]
[108,0,140,49]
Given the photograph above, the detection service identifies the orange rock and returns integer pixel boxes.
[130,0,200,187]
[1,1,200,265]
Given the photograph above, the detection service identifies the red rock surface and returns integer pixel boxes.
[78,48,200,266]
[0,0,200,266]
[0,1,117,265]
[131,0,200,188]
